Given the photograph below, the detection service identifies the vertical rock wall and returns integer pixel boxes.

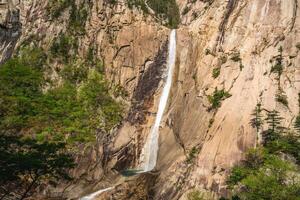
[2,0,300,199]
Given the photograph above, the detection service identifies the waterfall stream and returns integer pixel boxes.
[80,187,114,200]
[79,29,176,199]
[140,29,177,172]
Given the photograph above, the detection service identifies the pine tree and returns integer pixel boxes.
[294,93,300,133]
[294,116,300,133]
[275,88,288,107]
[250,103,263,147]
[263,110,284,144]
[250,103,263,133]
[270,47,284,86]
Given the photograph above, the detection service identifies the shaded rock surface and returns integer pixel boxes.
[0,0,21,64]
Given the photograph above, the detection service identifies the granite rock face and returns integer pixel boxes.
[155,0,300,198]
[2,0,300,199]
[0,0,21,64]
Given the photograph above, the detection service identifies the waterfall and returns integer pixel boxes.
[80,187,114,200]
[140,29,177,172]
[79,29,176,200]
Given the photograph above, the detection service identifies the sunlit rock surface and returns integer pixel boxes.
[2,0,300,199]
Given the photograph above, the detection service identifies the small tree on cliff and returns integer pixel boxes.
[262,110,284,145]
[294,93,300,133]
[250,103,263,147]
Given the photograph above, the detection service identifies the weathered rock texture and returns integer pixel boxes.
[0,0,21,64]
[2,0,300,199]
[154,0,300,198]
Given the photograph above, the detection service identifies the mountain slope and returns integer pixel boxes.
[1,0,300,199]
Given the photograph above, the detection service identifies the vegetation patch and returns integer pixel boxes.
[212,67,220,79]
[1,46,123,144]
[230,52,241,62]
[186,146,199,164]
[270,47,284,84]
[230,52,244,71]
[0,45,124,198]
[182,6,191,15]
[208,118,214,128]
[224,107,300,200]
[148,0,180,28]
[250,103,263,132]
[127,0,180,28]
[275,89,288,107]
[50,33,78,63]
[127,0,149,13]
[47,0,72,19]
[296,43,300,50]
[68,3,88,35]
[0,135,75,199]
[187,190,204,200]
[207,88,231,110]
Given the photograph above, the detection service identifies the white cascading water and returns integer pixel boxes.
[80,187,114,200]
[79,29,176,200]
[140,29,177,172]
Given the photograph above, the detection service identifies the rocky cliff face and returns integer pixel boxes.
[154,0,300,198]
[2,0,300,199]
[0,0,21,64]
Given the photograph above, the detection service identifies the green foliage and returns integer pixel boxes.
[212,67,221,79]
[112,84,129,98]
[219,55,227,64]
[296,43,300,50]
[239,63,244,71]
[182,6,190,15]
[68,3,88,35]
[47,0,72,19]
[294,115,300,133]
[205,48,211,55]
[148,0,180,28]
[0,134,75,199]
[230,53,241,62]
[250,103,263,133]
[228,148,300,200]
[192,12,198,20]
[294,93,300,133]
[262,110,284,144]
[127,0,149,14]
[266,133,300,165]
[60,61,89,84]
[230,52,244,71]
[243,148,265,169]
[0,55,44,131]
[227,166,250,187]
[79,70,123,132]
[107,0,118,4]
[18,46,47,68]
[187,190,205,200]
[50,33,78,63]
[86,46,96,64]
[186,147,199,164]
[270,47,284,81]
[208,118,214,128]
[207,88,231,110]
[0,43,124,198]
[39,83,92,143]
[228,108,300,200]
[1,46,123,144]
[275,89,288,107]
[127,0,180,28]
